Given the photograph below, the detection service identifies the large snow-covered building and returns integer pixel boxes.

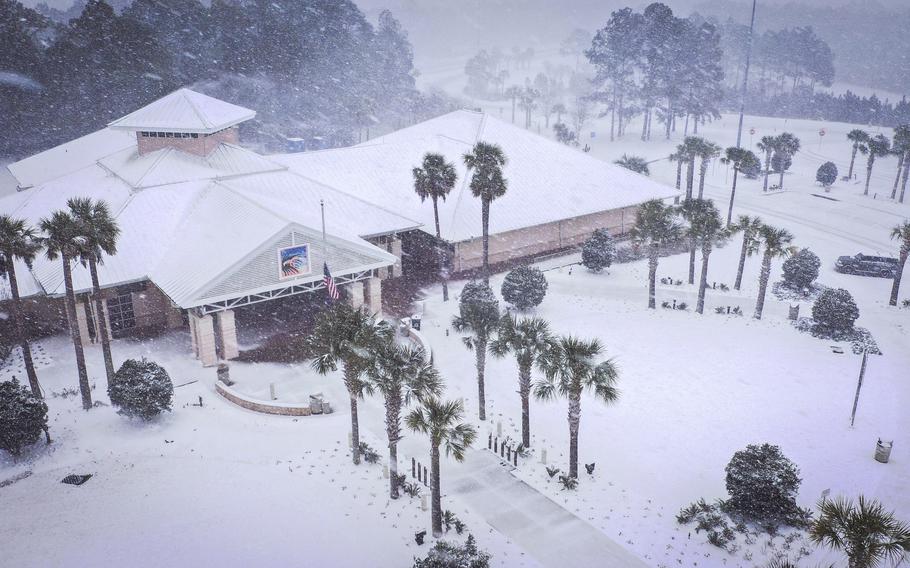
[1,89,676,366]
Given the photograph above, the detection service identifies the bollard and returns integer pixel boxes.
[500,443,505,458]
[417,463,422,483]
[420,494,428,511]
[269,382,277,401]
[496,421,502,437]
[383,465,389,479]
[494,437,498,453]
[541,448,547,465]
[488,432,492,449]
[513,449,518,467]
[412,457,416,478]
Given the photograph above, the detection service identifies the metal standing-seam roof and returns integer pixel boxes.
[107,88,256,134]
[274,109,680,242]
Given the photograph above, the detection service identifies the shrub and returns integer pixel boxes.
[108,358,174,420]
[782,248,821,290]
[459,281,499,321]
[500,265,547,310]
[812,288,860,334]
[723,443,810,530]
[614,154,650,176]
[581,229,617,272]
[402,481,422,498]
[0,379,48,456]
[413,534,491,568]
[558,474,578,490]
[816,161,838,188]
[358,442,380,464]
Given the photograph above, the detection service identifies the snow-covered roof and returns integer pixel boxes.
[7,127,135,189]
[108,88,256,134]
[1,131,416,307]
[274,110,679,242]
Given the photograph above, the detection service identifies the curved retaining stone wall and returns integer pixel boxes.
[215,380,315,416]
[216,322,431,416]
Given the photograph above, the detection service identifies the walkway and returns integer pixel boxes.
[446,450,649,568]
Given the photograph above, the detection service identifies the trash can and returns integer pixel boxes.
[411,314,422,331]
[788,304,800,321]
[875,439,893,463]
[216,363,233,386]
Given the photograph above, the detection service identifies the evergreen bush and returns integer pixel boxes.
[412,535,491,568]
[812,288,860,334]
[0,379,48,456]
[782,248,821,290]
[108,358,174,420]
[816,161,838,188]
[500,265,547,310]
[581,229,617,272]
[722,443,811,530]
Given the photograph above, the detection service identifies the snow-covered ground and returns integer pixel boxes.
[3,70,910,567]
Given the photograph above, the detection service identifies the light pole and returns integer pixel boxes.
[735,0,758,149]
[849,348,868,428]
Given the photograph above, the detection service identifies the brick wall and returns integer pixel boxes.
[453,205,639,272]
[136,127,239,156]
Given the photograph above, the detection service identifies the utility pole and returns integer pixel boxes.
[735,0,758,149]
[849,348,869,428]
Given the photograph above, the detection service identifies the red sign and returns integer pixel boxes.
[819,128,826,136]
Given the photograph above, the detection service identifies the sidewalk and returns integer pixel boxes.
[446,450,649,567]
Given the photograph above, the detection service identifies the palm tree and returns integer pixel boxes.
[757,135,777,192]
[688,200,728,314]
[452,281,500,421]
[864,134,891,196]
[753,224,795,320]
[613,154,650,176]
[679,198,705,285]
[309,303,393,465]
[0,215,42,397]
[413,153,458,301]
[773,133,801,190]
[535,336,619,479]
[39,210,93,410]
[406,397,477,537]
[890,125,910,200]
[551,102,567,126]
[810,495,910,568]
[682,136,702,198]
[846,129,870,180]
[489,314,553,448]
[505,86,522,124]
[731,215,763,291]
[696,140,722,199]
[68,197,120,386]
[889,221,910,306]
[669,148,684,192]
[630,199,682,309]
[720,147,760,226]
[463,142,508,282]
[367,343,442,499]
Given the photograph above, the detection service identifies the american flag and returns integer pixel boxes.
[323,262,340,301]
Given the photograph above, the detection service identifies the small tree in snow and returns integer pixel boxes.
[613,154,650,176]
[723,443,810,530]
[108,358,174,420]
[782,248,821,290]
[812,288,860,335]
[581,229,616,272]
[412,534,491,567]
[553,122,577,146]
[0,379,48,456]
[501,265,548,311]
[816,161,838,190]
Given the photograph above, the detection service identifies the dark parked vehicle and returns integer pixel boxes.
[835,253,899,278]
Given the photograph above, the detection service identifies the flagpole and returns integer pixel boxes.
[320,199,327,259]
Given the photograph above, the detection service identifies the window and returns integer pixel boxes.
[107,293,136,335]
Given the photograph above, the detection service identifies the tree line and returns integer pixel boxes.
[0,0,449,158]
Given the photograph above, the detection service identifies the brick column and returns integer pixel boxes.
[70,300,93,347]
[188,313,199,357]
[347,281,365,309]
[190,312,217,367]
[364,276,382,315]
[214,310,239,361]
